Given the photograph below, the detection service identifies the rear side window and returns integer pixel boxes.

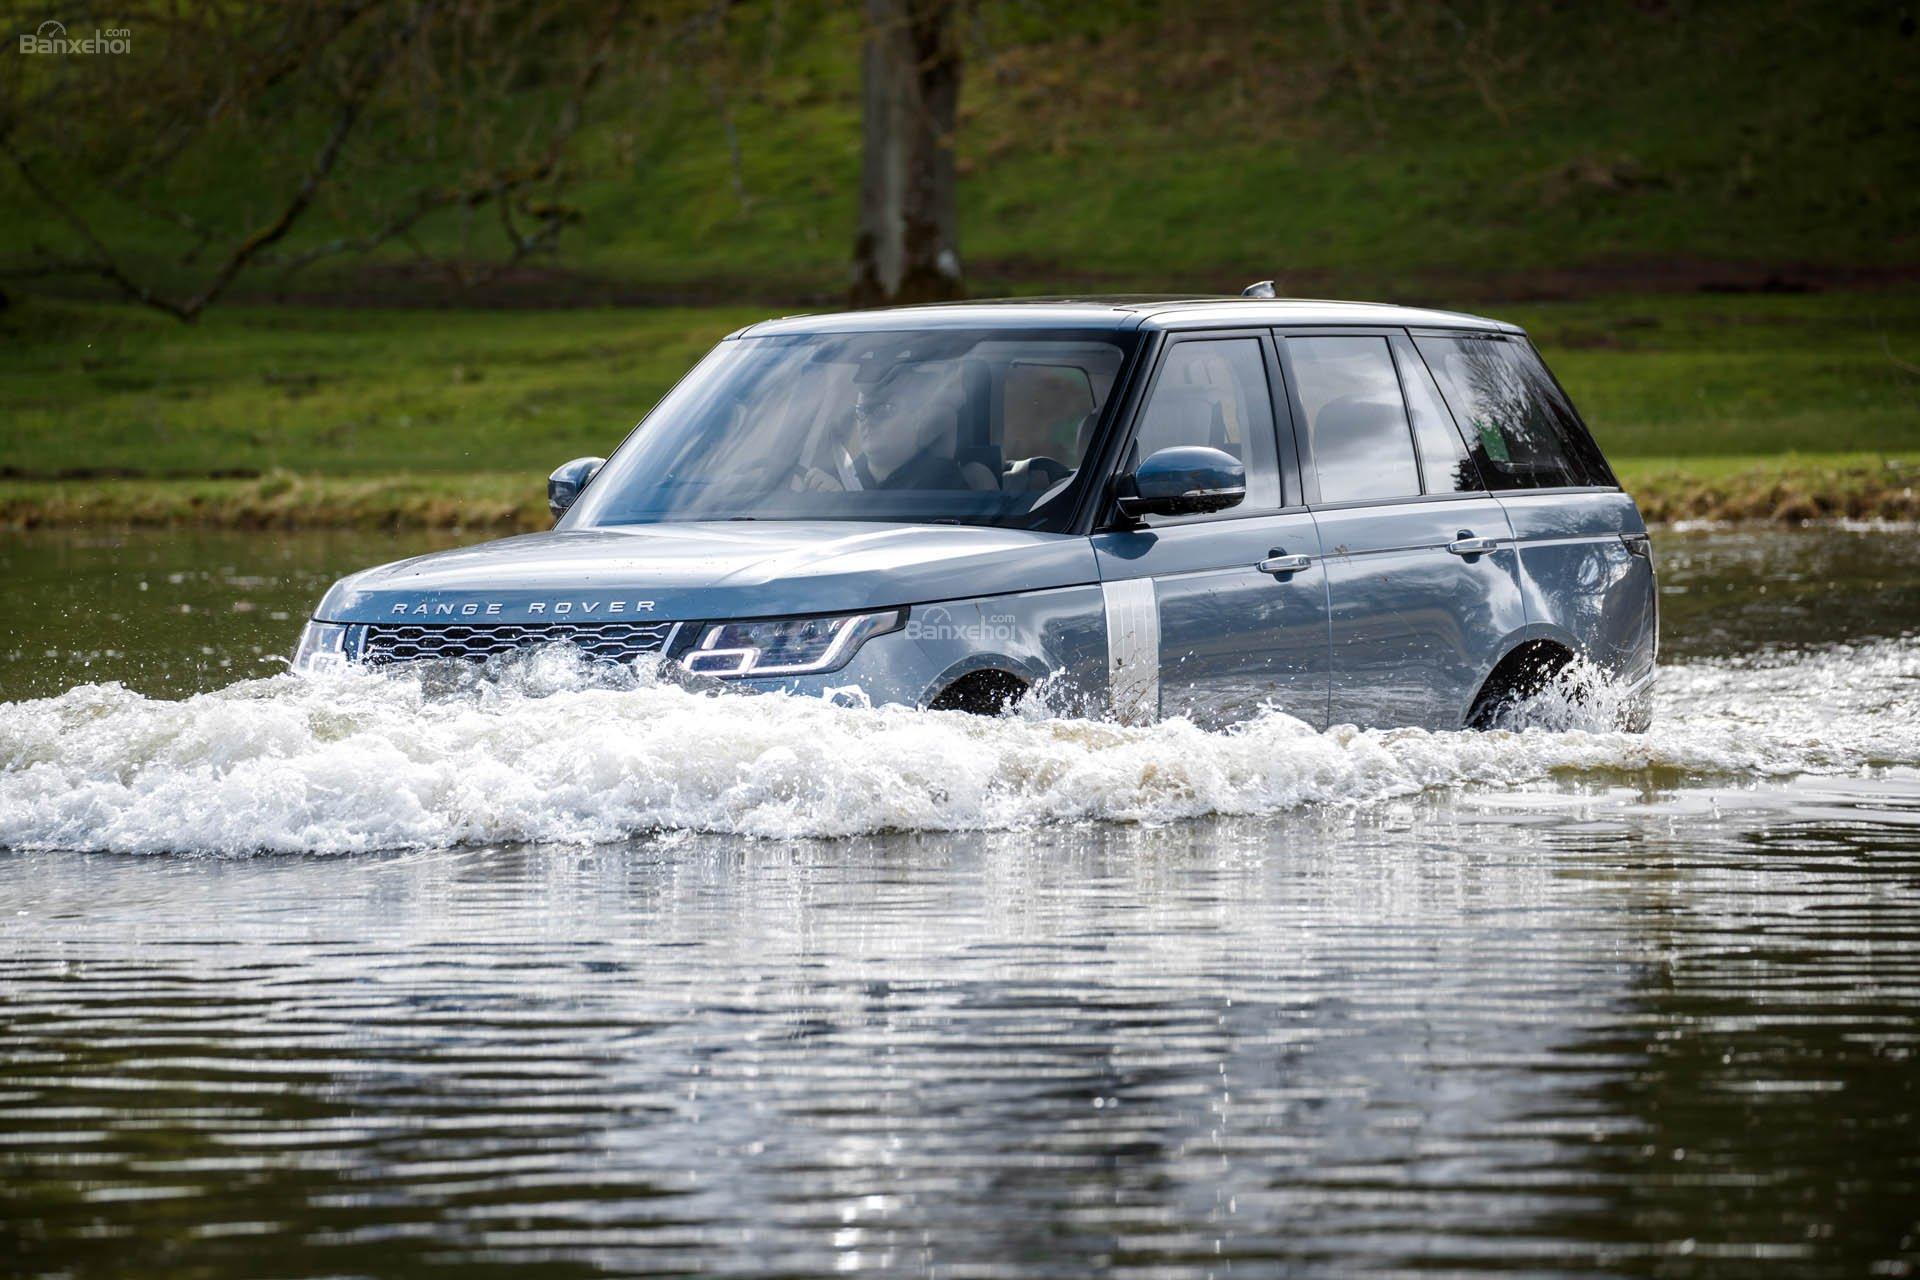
[1287,335,1421,503]
[1413,334,1615,489]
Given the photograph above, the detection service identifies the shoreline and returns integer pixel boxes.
[2,458,1914,533]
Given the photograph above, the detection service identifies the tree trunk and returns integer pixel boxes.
[851,0,963,307]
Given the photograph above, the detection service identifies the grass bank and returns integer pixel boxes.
[7,455,1911,533]
[2,291,1916,529]
[1614,456,1917,524]
[0,472,548,533]
[5,1,1912,303]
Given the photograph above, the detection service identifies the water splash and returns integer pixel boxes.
[1,640,1915,854]
[1473,654,1634,734]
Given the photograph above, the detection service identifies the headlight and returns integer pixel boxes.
[292,621,361,672]
[685,609,903,678]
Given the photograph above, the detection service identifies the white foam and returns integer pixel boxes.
[1,641,1915,854]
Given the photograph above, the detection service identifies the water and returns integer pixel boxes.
[2,526,1918,1277]
[0,529,465,700]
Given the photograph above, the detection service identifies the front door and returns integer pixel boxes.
[1280,330,1528,728]
[1090,332,1331,728]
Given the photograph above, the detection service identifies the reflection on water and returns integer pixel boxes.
[4,807,1917,1276]
[1,524,1918,1276]
[1655,523,1920,661]
[1,524,1916,698]
[0,528,462,700]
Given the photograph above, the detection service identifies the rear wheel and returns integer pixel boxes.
[1465,640,1576,730]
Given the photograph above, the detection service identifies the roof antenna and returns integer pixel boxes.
[1241,280,1277,298]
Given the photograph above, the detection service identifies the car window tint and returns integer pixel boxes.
[1521,339,1616,487]
[1131,338,1281,510]
[1390,334,1480,493]
[1003,362,1094,463]
[1287,336,1421,503]
[1414,334,1611,489]
[567,329,1134,531]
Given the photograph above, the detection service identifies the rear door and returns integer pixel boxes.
[1280,329,1528,729]
[1414,331,1657,685]
[1090,331,1331,728]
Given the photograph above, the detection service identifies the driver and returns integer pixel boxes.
[793,374,966,492]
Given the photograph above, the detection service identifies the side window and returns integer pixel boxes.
[1390,334,1481,493]
[1003,363,1095,462]
[1414,334,1614,490]
[1523,338,1616,487]
[1287,336,1421,503]
[1130,338,1281,511]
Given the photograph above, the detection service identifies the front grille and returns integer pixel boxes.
[359,621,681,667]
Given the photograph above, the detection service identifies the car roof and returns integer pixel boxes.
[731,295,1523,338]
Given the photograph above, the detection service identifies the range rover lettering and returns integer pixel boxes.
[295,293,1658,730]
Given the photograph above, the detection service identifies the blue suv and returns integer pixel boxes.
[296,294,1658,730]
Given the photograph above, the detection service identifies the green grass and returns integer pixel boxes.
[1612,455,1918,522]
[0,471,549,531]
[1498,292,1920,459]
[2,289,1916,526]
[4,290,1916,480]
[0,302,761,477]
[1612,454,1893,485]
[3,5,1911,529]
[2,0,1913,302]
[9,454,1912,530]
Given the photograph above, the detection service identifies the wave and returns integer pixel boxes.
[1,640,1915,854]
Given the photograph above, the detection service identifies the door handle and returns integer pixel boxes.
[1257,552,1312,574]
[1446,534,1501,556]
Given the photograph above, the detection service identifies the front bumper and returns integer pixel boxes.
[296,588,1108,715]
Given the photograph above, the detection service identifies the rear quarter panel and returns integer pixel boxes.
[1497,491,1657,684]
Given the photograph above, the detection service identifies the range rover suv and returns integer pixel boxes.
[295,293,1657,730]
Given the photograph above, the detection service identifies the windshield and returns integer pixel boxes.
[564,327,1137,531]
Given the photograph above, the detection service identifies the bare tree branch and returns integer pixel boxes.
[179,4,441,318]
[264,1,622,288]
[1,0,646,320]
[1,138,194,319]
[110,2,381,197]
[1882,332,1920,379]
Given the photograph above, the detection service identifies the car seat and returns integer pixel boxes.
[924,401,999,491]
[951,359,1002,489]
[1310,395,1420,490]
[1134,383,1237,464]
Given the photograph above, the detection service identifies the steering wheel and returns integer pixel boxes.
[1007,455,1072,491]
[783,460,847,492]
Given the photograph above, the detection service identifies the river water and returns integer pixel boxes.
[1,526,1916,1276]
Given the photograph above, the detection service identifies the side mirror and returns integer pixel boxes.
[547,456,605,522]
[1114,445,1245,520]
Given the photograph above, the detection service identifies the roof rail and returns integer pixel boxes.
[1240,280,1277,298]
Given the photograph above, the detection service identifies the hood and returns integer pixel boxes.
[314,521,1097,624]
